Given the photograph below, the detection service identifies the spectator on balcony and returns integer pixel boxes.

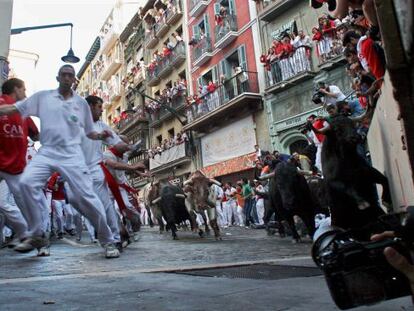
[172,32,183,47]
[292,30,312,73]
[342,30,385,81]
[178,78,187,92]
[318,16,336,59]
[207,80,219,110]
[312,27,325,63]
[260,48,274,86]
[162,42,172,58]
[277,34,295,81]
[327,0,378,28]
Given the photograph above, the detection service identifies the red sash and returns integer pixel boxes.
[120,183,137,194]
[99,162,127,213]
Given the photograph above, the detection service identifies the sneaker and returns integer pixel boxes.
[37,246,50,257]
[105,243,120,259]
[133,232,140,242]
[14,235,49,253]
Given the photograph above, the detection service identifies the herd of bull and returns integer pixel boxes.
[141,115,392,242]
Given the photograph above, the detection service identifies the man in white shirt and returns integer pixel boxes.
[317,81,346,106]
[79,95,131,248]
[103,135,149,241]
[223,182,237,226]
[0,65,120,258]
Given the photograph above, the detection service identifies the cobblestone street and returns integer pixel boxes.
[1,227,412,310]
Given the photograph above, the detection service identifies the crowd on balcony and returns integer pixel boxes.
[139,0,181,30]
[147,131,189,159]
[144,78,187,115]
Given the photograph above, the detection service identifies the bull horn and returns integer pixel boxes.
[209,179,222,186]
[151,197,161,204]
[258,172,275,180]
[175,194,186,199]
[183,179,192,186]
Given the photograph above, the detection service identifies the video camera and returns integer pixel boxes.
[312,209,414,309]
[312,88,325,105]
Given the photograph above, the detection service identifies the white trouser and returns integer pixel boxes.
[52,199,66,233]
[224,200,236,225]
[0,173,29,239]
[19,145,114,245]
[84,217,96,241]
[44,191,52,232]
[236,205,244,226]
[315,143,323,173]
[63,204,75,230]
[215,201,226,227]
[140,205,148,226]
[255,198,265,225]
[90,165,120,242]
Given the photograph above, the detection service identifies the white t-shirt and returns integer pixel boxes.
[81,120,121,168]
[103,150,128,184]
[225,187,237,201]
[324,85,346,105]
[15,89,94,147]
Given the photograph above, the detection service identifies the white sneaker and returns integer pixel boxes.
[105,243,120,259]
[37,246,50,257]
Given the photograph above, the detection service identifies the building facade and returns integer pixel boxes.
[255,0,351,154]
[141,0,194,184]
[184,0,267,182]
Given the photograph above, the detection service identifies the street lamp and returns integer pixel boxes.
[11,23,80,64]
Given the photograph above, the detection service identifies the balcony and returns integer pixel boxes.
[149,141,191,172]
[101,52,123,81]
[214,14,238,49]
[154,17,170,37]
[108,77,121,102]
[183,71,262,132]
[145,26,158,49]
[158,55,173,79]
[166,0,182,25]
[265,46,315,94]
[170,41,186,67]
[149,95,186,127]
[117,110,148,134]
[259,0,301,22]
[147,66,161,86]
[189,0,209,18]
[100,27,119,54]
[192,36,213,67]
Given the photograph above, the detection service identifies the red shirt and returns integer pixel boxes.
[47,172,66,200]
[360,37,385,80]
[0,94,38,174]
[312,119,326,143]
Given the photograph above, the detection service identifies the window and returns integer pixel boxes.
[168,128,175,138]
[156,135,162,145]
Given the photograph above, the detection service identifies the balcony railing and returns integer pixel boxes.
[149,95,186,124]
[154,15,170,37]
[145,25,158,49]
[192,36,213,66]
[116,110,147,132]
[165,0,182,25]
[265,46,313,88]
[149,141,190,171]
[214,14,238,48]
[146,42,186,85]
[186,71,259,123]
[316,35,345,66]
[189,0,209,17]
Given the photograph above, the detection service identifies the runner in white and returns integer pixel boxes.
[0,65,120,258]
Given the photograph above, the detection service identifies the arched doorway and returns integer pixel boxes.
[289,139,308,154]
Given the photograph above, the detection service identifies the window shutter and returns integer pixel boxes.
[238,45,247,71]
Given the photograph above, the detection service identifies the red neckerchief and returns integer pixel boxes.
[109,147,124,159]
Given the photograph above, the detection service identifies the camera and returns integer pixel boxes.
[312,227,412,310]
[312,88,325,105]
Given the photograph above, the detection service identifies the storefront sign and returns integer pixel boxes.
[201,152,257,178]
[201,116,256,167]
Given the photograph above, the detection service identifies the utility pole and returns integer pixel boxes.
[0,0,13,89]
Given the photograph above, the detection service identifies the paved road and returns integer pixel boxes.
[0,227,412,310]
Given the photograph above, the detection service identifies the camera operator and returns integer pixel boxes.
[316,81,346,106]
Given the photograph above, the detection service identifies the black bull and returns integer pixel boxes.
[321,115,391,234]
[264,161,317,241]
[157,183,190,240]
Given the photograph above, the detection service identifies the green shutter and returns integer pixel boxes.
[204,14,210,37]
[214,3,220,15]
[229,0,236,15]
[193,25,200,40]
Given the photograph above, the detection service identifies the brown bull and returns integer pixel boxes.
[183,170,222,240]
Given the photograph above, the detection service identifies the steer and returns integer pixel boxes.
[183,171,222,240]
[150,181,190,240]
[142,182,163,232]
